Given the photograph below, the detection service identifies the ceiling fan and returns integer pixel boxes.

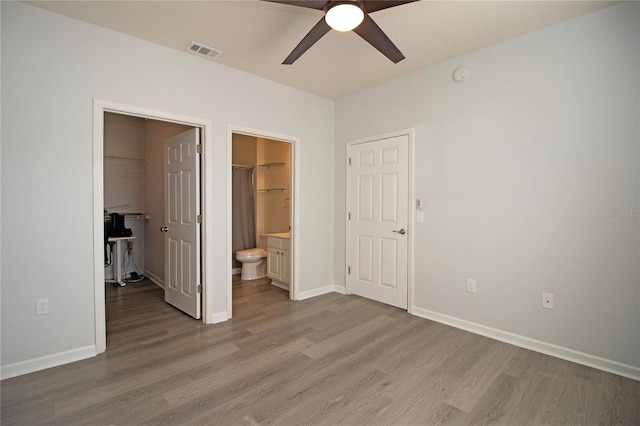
[264,0,418,64]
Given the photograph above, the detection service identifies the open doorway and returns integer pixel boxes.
[93,99,213,354]
[227,125,299,318]
[231,134,292,301]
[103,113,201,339]
[103,113,193,288]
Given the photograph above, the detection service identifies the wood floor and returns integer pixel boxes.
[2,278,638,425]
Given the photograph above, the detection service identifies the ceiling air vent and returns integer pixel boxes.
[187,41,223,60]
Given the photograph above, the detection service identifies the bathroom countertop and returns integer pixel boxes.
[265,232,290,239]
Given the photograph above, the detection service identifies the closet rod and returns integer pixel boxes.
[232,164,254,169]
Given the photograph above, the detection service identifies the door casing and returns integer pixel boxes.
[93,99,213,354]
[345,128,415,312]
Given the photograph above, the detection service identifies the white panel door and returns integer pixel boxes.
[164,128,201,319]
[348,134,408,309]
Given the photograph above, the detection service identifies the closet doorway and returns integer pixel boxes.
[103,113,195,294]
[93,100,213,354]
[227,126,298,318]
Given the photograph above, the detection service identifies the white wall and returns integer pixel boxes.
[335,2,639,374]
[0,1,334,372]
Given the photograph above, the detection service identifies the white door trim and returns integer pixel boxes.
[345,128,415,312]
[92,98,213,354]
[226,124,299,318]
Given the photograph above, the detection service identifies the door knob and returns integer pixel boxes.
[160,226,168,232]
[393,229,406,235]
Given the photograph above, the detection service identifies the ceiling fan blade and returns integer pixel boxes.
[362,0,420,14]
[352,14,405,63]
[262,0,327,11]
[283,17,331,64]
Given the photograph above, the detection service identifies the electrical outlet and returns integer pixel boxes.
[542,292,554,310]
[36,299,49,315]
[466,278,477,293]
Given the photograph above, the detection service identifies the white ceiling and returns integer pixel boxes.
[25,0,617,100]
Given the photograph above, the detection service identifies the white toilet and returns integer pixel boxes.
[235,248,267,280]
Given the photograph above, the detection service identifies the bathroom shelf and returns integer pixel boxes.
[258,188,285,193]
[258,162,285,169]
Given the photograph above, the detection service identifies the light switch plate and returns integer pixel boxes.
[466,278,477,293]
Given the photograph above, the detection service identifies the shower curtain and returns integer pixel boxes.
[232,167,256,268]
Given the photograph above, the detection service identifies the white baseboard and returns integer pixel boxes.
[144,270,165,289]
[207,311,229,324]
[147,270,228,325]
[0,345,96,380]
[231,268,241,275]
[411,306,640,381]
[271,280,290,291]
[332,285,346,294]
[298,284,345,300]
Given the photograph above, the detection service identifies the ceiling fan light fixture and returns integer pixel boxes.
[325,2,364,32]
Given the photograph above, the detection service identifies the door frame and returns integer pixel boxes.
[92,99,213,354]
[226,124,299,318]
[345,128,415,312]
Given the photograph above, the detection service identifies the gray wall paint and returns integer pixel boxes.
[1,1,334,367]
[334,2,639,368]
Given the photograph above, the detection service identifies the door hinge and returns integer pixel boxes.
[348,266,351,275]
[196,144,202,154]
[348,157,352,166]
[197,214,202,224]
[348,212,351,220]
[197,284,202,294]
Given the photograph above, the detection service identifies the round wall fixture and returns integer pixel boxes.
[453,67,471,82]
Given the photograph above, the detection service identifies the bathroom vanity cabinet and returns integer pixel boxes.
[267,234,290,290]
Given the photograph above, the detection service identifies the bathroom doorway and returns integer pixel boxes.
[228,126,298,317]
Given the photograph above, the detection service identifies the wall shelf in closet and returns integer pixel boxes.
[104,214,150,221]
[123,214,150,220]
[104,155,148,162]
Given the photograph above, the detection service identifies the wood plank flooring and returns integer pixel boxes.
[2,277,638,425]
